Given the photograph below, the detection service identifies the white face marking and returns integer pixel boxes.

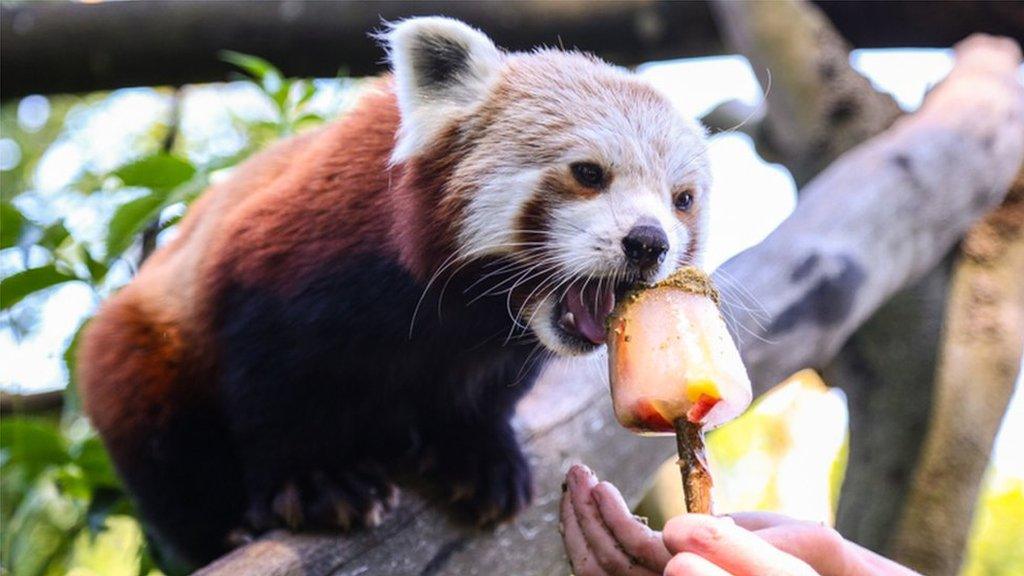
[457,168,545,256]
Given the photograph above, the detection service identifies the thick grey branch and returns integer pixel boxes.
[717,35,1024,394]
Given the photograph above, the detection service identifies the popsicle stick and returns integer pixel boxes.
[674,418,713,514]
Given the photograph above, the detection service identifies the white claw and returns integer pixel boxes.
[558,312,576,330]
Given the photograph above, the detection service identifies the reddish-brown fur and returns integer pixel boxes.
[82,81,455,437]
[79,80,505,566]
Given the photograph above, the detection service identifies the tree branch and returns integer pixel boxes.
[0,389,64,415]
[197,34,1024,576]
[709,0,902,186]
[4,1,1023,100]
[0,0,720,100]
[891,167,1024,575]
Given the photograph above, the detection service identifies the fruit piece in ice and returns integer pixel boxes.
[607,267,752,434]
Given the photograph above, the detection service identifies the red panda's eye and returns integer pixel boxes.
[675,191,694,212]
[570,162,605,188]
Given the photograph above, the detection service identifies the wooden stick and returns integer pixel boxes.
[674,418,713,514]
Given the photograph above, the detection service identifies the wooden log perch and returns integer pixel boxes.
[197,35,1024,575]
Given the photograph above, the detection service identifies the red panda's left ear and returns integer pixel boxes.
[384,17,502,163]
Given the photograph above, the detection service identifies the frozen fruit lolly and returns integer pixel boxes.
[606,267,752,513]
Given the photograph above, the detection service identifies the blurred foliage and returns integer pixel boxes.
[1,55,340,576]
[962,476,1024,576]
[637,370,848,528]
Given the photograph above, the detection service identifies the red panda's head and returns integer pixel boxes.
[387,18,711,356]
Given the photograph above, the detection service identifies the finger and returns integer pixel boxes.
[568,465,660,576]
[664,552,735,576]
[591,481,672,572]
[727,511,812,531]
[847,541,923,576]
[560,476,608,576]
[663,514,819,576]
[755,524,862,576]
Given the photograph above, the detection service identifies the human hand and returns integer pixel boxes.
[560,464,671,575]
[559,464,920,576]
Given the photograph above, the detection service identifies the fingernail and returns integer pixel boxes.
[568,464,584,479]
[576,464,592,480]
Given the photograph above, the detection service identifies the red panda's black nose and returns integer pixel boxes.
[622,224,669,271]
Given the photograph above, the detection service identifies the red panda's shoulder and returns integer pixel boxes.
[193,83,404,297]
[126,83,402,313]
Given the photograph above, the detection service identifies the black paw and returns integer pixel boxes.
[434,441,533,527]
[245,466,399,533]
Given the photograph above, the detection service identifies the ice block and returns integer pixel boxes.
[606,267,752,513]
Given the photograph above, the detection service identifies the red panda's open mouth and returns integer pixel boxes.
[555,281,622,346]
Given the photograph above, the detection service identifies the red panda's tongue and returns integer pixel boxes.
[563,283,615,345]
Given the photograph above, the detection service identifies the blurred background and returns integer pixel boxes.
[2,1,1023,575]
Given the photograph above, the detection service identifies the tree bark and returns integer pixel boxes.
[830,37,1024,556]
[4,1,1024,100]
[826,261,952,552]
[709,1,1024,557]
[890,171,1024,576]
[709,0,902,186]
[196,34,1024,576]
[1,0,722,100]
[0,389,64,415]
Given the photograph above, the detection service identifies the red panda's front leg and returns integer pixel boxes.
[415,348,542,526]
[216,357,402,534]
[424,416,534,526]
[240,462,400,534]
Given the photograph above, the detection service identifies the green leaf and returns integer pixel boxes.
[159,213,183,231]
[104,191,166,262]
[220,50,275,81]
[115,154,195,192]
[5,470,87,576]
[0,418,70,481]
[220,51,290,114]
[105,172,207,263]
[0,265,79,310]
[62,318,90,420]
[294,80,317,107]
[1,201,26,249]
[38,221,71,251]
[72,437,121,491]
[82,248,109,283]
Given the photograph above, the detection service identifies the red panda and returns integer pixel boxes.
[78,17,711,569]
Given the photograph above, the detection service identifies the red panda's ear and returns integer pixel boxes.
[384,17,502,163]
